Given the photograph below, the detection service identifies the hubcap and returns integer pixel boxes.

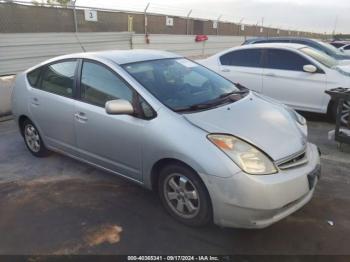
[163,173,200,219]
[24,124,41,153]
[341,101,350,126]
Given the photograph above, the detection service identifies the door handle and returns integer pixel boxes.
[265,73,277,77]
[221,68,231,73]
[75,112,88,122]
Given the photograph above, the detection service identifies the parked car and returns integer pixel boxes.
[12,50,320,229]
[198,43,350,123]
[340,44,350,55]
[243,37,350,61]
[330,41,350,49]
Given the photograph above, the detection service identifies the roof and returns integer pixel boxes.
[246,37,319,42]
[72,49,181,65]
[244,43,308,49]
[96,49,182,65]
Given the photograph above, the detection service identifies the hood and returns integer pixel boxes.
[337,60,350,66]
[184,93,307,161]
[334,64,350,76]
[336,54,350,60]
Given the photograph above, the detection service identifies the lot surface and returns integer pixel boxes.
[0,115,349,255]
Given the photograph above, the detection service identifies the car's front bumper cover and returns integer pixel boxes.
[204,143,321,229]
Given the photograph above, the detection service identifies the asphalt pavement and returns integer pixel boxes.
[0,116,349,255]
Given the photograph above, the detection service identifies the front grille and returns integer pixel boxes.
[277,150,308,170]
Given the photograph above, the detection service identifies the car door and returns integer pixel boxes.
[262,48,327,112]
[28,59,79,155]
[74,60,146,181]
[218,48,264,93]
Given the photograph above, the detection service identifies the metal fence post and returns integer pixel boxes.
[71,0,78,33]
[186,9,192,35]
[144,2,150,35]
[216,15,222,35]
[238,18,244,36]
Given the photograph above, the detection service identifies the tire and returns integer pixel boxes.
[329,101,350,125]
[158,164,212,227]
[22,119,50,157]
[328,101,337,122]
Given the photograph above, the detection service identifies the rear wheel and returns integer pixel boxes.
[158,164,212,226]
[22,119,50,157]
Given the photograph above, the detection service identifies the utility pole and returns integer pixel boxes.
[144,2,150,35]
[332,15,338,38]
[186,9,192,35]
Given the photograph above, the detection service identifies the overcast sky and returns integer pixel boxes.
[74,0,348,34]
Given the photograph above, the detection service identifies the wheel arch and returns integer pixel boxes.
[18,115,30,137]
[151,157,214,223]
[150,158,208,194]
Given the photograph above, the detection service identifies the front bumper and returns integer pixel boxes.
[205,143,321,229]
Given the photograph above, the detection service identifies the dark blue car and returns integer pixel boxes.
[242,37,350,60]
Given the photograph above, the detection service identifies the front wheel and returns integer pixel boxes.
[158,164,212,226]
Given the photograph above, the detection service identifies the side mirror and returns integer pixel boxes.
[105,99,134,115]
[303,64,317,73]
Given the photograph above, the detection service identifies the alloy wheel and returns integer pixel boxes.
[163,173,200,219]
[340,101,350,126]
[24,124,41,153]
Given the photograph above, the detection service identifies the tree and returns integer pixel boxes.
[47,0,72,6]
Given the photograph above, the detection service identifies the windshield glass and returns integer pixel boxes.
[300,47,338,68]
[316,40,345,56]
[122,58,242,112]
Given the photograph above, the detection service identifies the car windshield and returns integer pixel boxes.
[122,58,244,112]
[300,47,338,68]
[316,40,345,56]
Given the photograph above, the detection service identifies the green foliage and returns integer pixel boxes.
[46,0,72,6]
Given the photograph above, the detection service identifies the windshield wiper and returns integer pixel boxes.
[234,82,249,91]
[174,102,218,112]
[218,89,248,99]
[217,86,250,100]
[174,86,249,113]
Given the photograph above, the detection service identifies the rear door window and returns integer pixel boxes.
[265,49,309,71]
[220,49,263,68]
[40,60,77,98]
[27,67,41,88]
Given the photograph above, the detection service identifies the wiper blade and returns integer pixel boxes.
[175,87,250,113]
[218,88,249,99]
[174,102,215,112]
[234,82,250,91]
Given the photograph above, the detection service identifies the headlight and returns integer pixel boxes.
[287,107,306,126]
[208,134,277,175]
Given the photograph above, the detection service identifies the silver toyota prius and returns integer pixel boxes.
[11,50,321,228]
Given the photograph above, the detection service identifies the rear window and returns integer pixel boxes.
[27,68,41,87]
[220,49,262,68]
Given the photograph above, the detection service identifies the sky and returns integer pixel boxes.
[45,0,350,34]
